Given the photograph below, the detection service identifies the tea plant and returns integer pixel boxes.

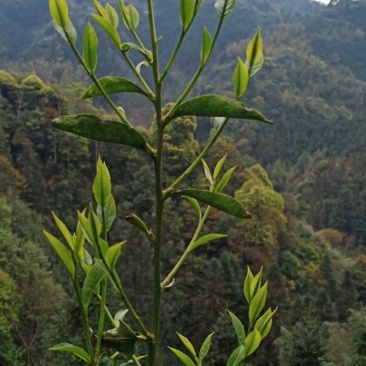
[45,0,276,365]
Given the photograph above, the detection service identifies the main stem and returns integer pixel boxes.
[147,0,163,364]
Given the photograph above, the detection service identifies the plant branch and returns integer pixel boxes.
[161,205,212,290]
[165,12,226,119]
[163,118,229,195]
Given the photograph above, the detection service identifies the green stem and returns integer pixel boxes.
[147,0,163,365]
[110,269,151,338]
[74,279,95,365]
[161,206,212,290]
[160,30,185,82]
[120,50,155,98]
[164,118,229,195]
[95,278,107,363]
[132,355,143,366]
[165,12,226,120]
[65,34,156,158]
[96,293,115,326]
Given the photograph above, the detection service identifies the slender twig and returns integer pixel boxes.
[163,118,229,195]
[165,11,227,120]
[161,206,212,289]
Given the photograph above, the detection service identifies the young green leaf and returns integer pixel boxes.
[245,28,264,77]
[113,309,129,327]
[234,57,249,99]
[215,166,237,193]
[93,0,107,17]
[215,0,236,21]
[105,241,125,271]
[81,76,147,100]
[228,310,246,345]
[249,282,268,327]
[78,209,102,253]
[189,234,227,252]
[93,156,112,208]
[180,0,195,31]
[125,214,150,237]
[250,267,263,301]
[49,343,91,363]
[198,333,214,365]
[83,23,98,73]
[244,328,261,357]
[52,212,74,250]
[44,231,75,278]
[226,345,245,366]
[244,266,254,303]
[97,195,116,233]
[49,0,68,28]
[52,114,148,152]
[82,262,106,308]
[49,0,77,45]
[177,333,196,359]
[168,347,196,366]
[74,221,86,262]
[172,95,272,123]
[91,14,121,48]
[213,154,227,180]
[202,159,213,185]
[255,307,277,339]
[200,27,212,65]
[122,4,140,32]
[105,4,119,28]
[183,196,202,220]
[176,189,251,219]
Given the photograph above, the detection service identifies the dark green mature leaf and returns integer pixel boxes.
[226,345,245,366]
[198,333,214,365]
[215,0,236,20]
[49,343,91,363]
[168,347,196,366]
[91,14,121,48]
[44,231,75,278]
[180,0,195,31]
[176,189,251,219]
[172,95,271,123]
[189,233,227,252]
[81,77,147,100]
[228,310,246,345]
[52,114,147,151]
[82,262,105,308]
[201,27,212,65]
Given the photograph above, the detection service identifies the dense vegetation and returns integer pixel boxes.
[1,0,366,365]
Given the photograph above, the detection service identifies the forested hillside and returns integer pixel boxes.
[1,0,366,365]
